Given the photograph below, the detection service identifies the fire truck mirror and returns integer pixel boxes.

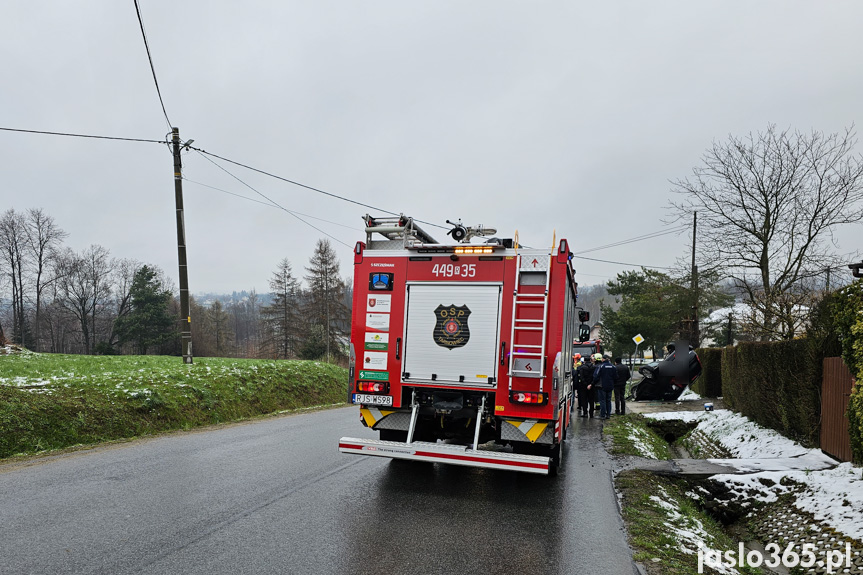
[578,310,590,323]
[578,324,590,340]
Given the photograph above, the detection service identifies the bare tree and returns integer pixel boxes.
[188,296,212,357]
[24,208,67,351]
[208,300,233,357]
[227,291,261,358]
[108,258,143,350]
[0,209,29,346]
[671,125,863,340]
[40,295,76,353]
[0,252,6,346]
[54,245,114,354]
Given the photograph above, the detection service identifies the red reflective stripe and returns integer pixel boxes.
[413,450,548,470]
[340,443,549,471]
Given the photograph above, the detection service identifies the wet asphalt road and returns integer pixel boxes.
[0,407,636,575]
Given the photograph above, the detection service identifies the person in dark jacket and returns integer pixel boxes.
[576,356,595,417]
[570,356,581,413]
[592,354,617,419]
[614,358,631,415]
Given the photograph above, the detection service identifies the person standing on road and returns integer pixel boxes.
[592,354,616,419]
[613,358,631,415]
[577,355,595,417]
[570,356,580,412]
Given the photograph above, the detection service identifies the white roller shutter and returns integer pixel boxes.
[402,283,502,385]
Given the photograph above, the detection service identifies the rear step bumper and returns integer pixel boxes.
[338,437,550,475]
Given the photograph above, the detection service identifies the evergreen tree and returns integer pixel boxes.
[600,268,732,358]
[261,258,300,359]
[303,239,349,362]
[298,324,328,360]
[114,265,175,354]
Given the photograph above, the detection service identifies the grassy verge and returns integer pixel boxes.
[603,414,672,459]
[617,470,763,575]
[0,352,347,459]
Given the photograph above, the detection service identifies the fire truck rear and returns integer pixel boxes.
[338,215,580,475]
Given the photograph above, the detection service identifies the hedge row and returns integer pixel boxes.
[830,280,863,462]
[850,380,863,463]
[690,286,861,458]
[721,339,822,448]
[692,347,722,398]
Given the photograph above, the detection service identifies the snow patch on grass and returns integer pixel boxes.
[648,485,739,574]
[645,408,863,543]
[646,409,813,458]
[627,423,666,459]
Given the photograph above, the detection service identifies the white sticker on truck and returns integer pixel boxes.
[363,351,388,369]
[366,313,390,331]
[367,294,391,313]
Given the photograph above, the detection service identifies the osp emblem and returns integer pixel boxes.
[433,304,471,349]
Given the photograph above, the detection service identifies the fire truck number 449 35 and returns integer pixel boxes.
[431,263,476,278]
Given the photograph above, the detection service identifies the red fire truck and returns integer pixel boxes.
[572,339,602,364]
[338,215,580,475]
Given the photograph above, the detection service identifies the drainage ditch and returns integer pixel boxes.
[615,416,863,575]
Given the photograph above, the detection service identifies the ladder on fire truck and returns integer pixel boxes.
[508,251,552,390]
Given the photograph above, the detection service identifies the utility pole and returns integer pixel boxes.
[690,211,699,347]
[172,128,193,364]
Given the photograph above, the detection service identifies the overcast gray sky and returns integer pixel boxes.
[2,1,862,294]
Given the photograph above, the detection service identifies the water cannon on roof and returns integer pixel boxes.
[446,219,498,243]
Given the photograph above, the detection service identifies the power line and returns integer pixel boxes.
[573,225,689,255]
[1,125,447,235]
[574,272,614,279]
[0,126,166,144]
[573,254,675,270]
[190,147,449,230]
[194,151,353,248]
[133,0,172,130]
[183,177,363,231]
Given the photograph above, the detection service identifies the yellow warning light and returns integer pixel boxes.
[453,246,495,255]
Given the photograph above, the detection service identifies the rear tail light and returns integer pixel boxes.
[509,391,548,405]
[357,381,389,394]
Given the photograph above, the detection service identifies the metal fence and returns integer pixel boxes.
[820,357,854,462]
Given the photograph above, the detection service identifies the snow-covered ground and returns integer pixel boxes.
[677,387,701,400]
[646,409,863,543]
[648,484,738,575]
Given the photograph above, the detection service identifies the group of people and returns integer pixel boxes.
[572,353,631,419]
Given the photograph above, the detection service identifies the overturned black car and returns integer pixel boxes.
[629,345,703,401]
